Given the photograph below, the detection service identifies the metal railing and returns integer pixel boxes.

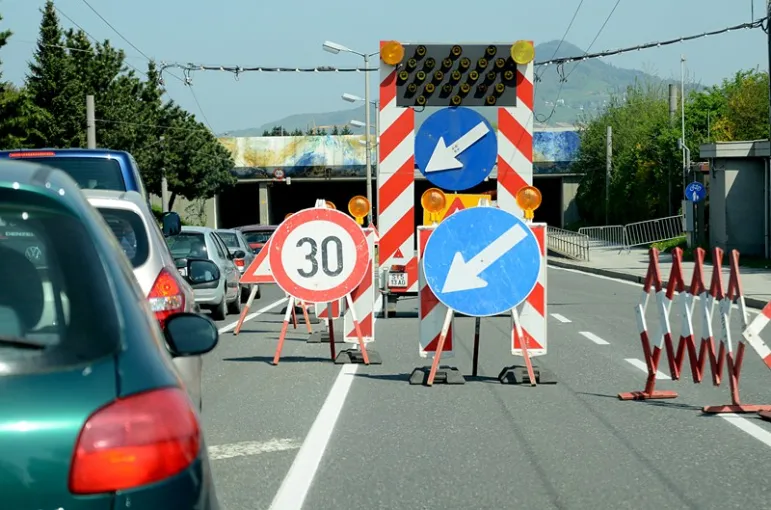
[578,225,625,248]
[546,226,590,261]
[622,215,685,250]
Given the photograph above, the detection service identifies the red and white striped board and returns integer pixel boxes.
[378,41,418,295]
[743,302,771,370]
[240,239,274,284]
[418,226,454,358]
[315,299,342,319]
[344,228,377,343]
[497,40,535,217]
[512,223,547,356]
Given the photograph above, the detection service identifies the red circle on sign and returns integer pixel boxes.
[269,207,369,303]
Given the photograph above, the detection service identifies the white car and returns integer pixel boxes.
[82,190,212,410]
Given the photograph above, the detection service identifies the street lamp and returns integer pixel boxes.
[323,40,378,227]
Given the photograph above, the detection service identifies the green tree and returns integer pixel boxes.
[340,125,353,135]
[290,128,303,136]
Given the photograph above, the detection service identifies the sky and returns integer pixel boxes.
[0,0,767,134]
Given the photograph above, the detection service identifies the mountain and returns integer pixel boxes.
[223,41,664,136]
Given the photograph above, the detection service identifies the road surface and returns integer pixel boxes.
[201,266,771,510]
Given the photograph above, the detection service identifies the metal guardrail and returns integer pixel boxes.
[578,225,625,248]
[546,226,590,261]
[622,215,685,250]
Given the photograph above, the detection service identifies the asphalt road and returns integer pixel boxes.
[200,267,771,510]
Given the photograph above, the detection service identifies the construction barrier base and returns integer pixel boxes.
[498,365,558,385]
[307,329,345,344]
[409,366,465,385]
[702,404,771,414]
[617,390,679,401]
[758,411,771,422]
[306,331,322,343]
[335,349,382,365]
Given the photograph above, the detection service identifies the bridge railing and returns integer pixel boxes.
[546,226,590,261]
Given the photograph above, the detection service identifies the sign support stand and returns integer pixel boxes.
[472,317,481,377]
[326,302,337,360]
[335,293,382,364]
[233,285,259,336]
[410,307,465,385]
[273,295,297,365]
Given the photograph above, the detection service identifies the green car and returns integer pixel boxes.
[0,160,221,508]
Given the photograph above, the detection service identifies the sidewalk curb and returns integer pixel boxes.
[547,258,769,310]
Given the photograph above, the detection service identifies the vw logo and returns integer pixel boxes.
[25,246,42,261]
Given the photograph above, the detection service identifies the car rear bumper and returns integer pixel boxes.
[193,288,223,306]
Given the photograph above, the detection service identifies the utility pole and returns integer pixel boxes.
[668,84,678,215]
[363,53,373,227]
[86,95,96,149]
[606,125,612,225]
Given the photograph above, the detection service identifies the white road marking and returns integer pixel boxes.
[624,358,671,379]
[269,364,358,510]
[208,438,301,460]
[720,414,771,449]
[218,297,289,334]
[550,313,571,323]
[579,331,610,345]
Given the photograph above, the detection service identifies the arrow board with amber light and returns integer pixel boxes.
[415,107,497,191]
[422,207,541,317]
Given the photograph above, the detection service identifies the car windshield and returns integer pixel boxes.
[165,232,208,259]
[9,156,126,191]
[96,208,150,268]
[217,231,240,249]
[243,230,273,244]
[0,188,120,369]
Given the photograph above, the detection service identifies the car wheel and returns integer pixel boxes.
[211,298,227,321]
[227,290,242,314]
[255,285,261,299]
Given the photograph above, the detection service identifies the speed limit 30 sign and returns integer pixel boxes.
[268,207,370,303]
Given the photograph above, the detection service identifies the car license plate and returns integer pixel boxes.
[388,272,407,288]
[178,267,188,278]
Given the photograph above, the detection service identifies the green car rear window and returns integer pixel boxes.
[0,189,120,371]
[13,156,126,192]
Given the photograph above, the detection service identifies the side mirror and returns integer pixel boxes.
[232,250,246,259]
[187,259,220,284]
[161,212,182,237]
[163,313,219,357]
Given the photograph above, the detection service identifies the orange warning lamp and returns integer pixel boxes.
[284,212,293,220]
[381,41,405,66]
[348,195,370,225]
[325,200,337,210]
[515,185,541,220]
[510,40,534,65]
[421,188,446,224]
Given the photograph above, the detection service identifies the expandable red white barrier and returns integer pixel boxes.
[619,247,771,414]
[512,223,547,357]
[417,226,454,358]
[344,228,377,343]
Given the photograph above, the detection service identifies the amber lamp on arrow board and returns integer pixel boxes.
[515,185,542,220]
[348,195,370,225]
[284,213,293,220]
[510,40,535,65]
[421,188,447,224]
[325,201,337,210]
[381,41,405,66]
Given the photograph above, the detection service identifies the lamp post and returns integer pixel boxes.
[344,93,380,222]
[323,41,378,226]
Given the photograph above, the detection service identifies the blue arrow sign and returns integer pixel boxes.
[423,207,541,317]
[415,107,497,191]
[685,181,706,203]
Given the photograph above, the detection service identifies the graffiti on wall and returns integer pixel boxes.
[219,130,580,179]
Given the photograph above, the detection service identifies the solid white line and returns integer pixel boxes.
[720,414,771,449]
[268,364,359,510]
[579,331,610,345]
[218,297,289,334]
[624,358,671,380]
[208,438,301,460]
[550,313,571,323]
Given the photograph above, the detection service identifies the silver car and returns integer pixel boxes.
[82,190,208,410]
[166,226,242,320]
[216,228,259,301]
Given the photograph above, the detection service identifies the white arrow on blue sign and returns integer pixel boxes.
[423,207,541,317]
[685,181,706,203]
[415,107,497,191]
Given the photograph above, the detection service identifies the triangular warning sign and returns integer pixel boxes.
[240,240,274,284]
[394,247,405,259]
[443,197,465,218]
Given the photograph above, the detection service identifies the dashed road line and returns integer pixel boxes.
[208,438,301,460]
[624,358,670,379]
[550,313,571,323]
[579,331,610,345]
[720,414,771,449]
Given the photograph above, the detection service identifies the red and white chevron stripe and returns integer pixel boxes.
[378,41,418,294]
[344,228,377,343]
[315,299,341,319]
[497,41,534,217]
[512,223,547,356]
[417,226,454,358]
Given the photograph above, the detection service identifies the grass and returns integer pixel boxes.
[650,236,771,270]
